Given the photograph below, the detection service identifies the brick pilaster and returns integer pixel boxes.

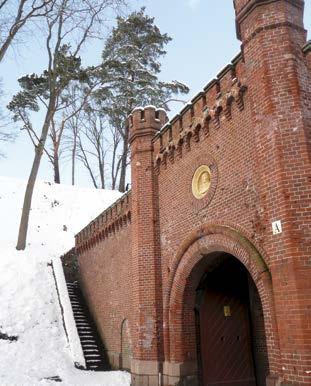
[129,106,168,385]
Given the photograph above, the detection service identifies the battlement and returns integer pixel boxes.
[153,53,247,172]
[75,191,132,254]
[129,106,168,144]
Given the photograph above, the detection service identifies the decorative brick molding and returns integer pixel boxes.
[153,62,248,174]
[242,21,307,46]
[75,191,131,254]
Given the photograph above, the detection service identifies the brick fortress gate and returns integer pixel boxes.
[75,1,311,385]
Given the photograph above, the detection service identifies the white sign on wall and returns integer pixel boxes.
[272,220,282,235]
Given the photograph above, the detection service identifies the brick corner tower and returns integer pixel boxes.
[129,106,168,386]
[234,0,311,385]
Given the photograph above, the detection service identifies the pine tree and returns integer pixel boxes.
[97,8,189,192]
[8,45,88,184]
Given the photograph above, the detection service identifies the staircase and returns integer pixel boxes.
[66,281,110,371]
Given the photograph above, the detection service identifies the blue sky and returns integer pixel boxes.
[0,0,310,186]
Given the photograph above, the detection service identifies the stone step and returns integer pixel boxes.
[86,359,102,363]
[85,353,101,357]
[83,349,100,353]
[65,281,109,371]
[76,323,91,327]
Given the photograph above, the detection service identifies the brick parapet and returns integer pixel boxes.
[153,53,248,172]
[129,106,167,140]
[75,191,132,254]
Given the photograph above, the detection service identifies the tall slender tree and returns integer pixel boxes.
[8,0,126,250]
[96,8,189,192]
[8,47,90,183]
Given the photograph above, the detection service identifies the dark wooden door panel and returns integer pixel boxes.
[200,284,256,386]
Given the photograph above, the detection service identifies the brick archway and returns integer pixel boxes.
[163,224,281,383]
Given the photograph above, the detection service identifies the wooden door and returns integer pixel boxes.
[199,261,256,386]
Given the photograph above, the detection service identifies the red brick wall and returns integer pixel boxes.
[75,1,311,385]
[153,79,281,379]
[79,224,132,368]
[76,193,132,368]
[236,1,311,384]
[248,276,270,386]
[153,1,310,384]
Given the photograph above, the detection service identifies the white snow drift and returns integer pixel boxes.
[0,176,130,386]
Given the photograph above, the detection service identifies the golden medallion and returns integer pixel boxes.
[192,165,211,200]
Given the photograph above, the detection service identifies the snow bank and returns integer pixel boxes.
[0,176,130,385]
[52,257,86,370]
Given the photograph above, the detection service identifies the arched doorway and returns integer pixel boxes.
[165,225,279,386]
[195,253,269,386]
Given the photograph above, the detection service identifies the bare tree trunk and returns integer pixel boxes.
[16,97,55,250]
[78,138,98,189]
[0,36,14,63]
[111,154,117,190]
[118,126,129,193]
[111,131,120,190]
[54,151,60,183]
[99,157,105,189]
[70,107,79,186]
[71,142,76,185]
[86,164,98,188]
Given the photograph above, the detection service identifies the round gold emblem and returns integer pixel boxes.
[192,165,211,200]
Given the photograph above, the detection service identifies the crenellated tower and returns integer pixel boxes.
[129,106,168,385]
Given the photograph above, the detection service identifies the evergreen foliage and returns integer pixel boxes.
[99,8,189,115]
[96,8,189,191]
[8,45,87,124]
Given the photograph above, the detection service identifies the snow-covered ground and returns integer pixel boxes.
[0,176,130,386]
